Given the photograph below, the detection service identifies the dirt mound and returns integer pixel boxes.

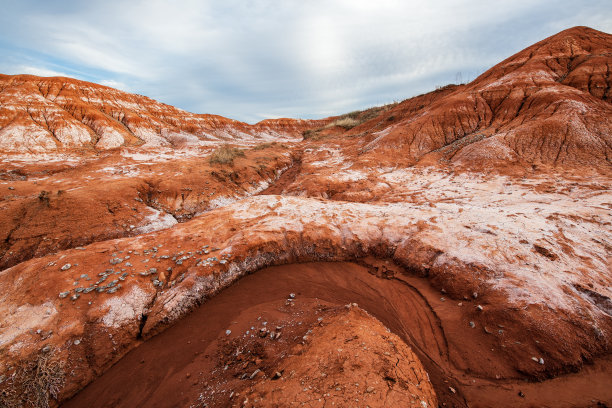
[0,75,323,152]
[236,305,437,408]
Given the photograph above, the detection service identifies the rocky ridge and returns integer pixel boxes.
[0,75,322,152]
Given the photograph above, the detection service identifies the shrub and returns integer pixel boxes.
[251,142,277,150]
[329,117,360,129]
[209,145,245,165]
[0,352,65,408]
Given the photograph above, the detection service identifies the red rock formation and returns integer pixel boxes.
[0,75,322,152]
[326,26,612,170]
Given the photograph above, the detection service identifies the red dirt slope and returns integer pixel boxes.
[321,26,612,170]
[0,75,323,152]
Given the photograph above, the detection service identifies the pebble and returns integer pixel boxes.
[449,387,456,394]
[469,321,475,328]
[74,339,81,345]
[476,305,484,311]
[61,264,72,271]
[225,329,231,336]
[289,293,296,299]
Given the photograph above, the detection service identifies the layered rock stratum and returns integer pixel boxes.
[0,26,611,408]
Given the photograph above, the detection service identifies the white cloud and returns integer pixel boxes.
[99,79,130,92]
[0,0,610,122]
[18,65,68,78]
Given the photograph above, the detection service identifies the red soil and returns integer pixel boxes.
[62,261,611,408]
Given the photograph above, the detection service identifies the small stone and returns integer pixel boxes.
[249,369,261,379]
[539,358,544,365]
[74,339,81,345]
[289,293,296,299]
[225,330,232,336]
[58,291,70,298]
[41,345,51,353]
[518,391,525,398]
[366,386,375,393]
[61,264,72,271]
[476,305,484,311]
[272,371,282,379]
[469,321,475,328]
[449,387,456,394]
[472,292,478,299]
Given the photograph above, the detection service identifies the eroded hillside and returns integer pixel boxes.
[0,26,611,408]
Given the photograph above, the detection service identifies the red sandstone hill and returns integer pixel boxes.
[1,26,610,170]
[0,75,320,152]
[322,26,612,170]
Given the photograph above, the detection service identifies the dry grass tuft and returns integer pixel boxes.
[209,144,245,165]
[325,117,361,130]
[0,352,65,408]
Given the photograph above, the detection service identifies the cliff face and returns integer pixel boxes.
[0,75,320,152]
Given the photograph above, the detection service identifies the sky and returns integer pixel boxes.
[0,1,610,123]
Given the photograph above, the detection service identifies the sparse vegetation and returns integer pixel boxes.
[326,117,361,130]
[0,352,65,408]
[38,191,50,206]
[209,144,245,165]
[252,142,277,150]
[302,101,400,140]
